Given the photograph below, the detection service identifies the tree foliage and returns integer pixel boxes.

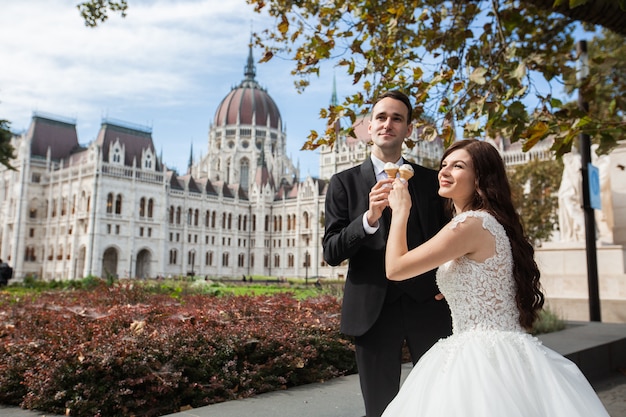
[0,120,16,170]
[562,28,626,154]
[246,0,626,155]
[77,0,127,27]
[509,159,563,244]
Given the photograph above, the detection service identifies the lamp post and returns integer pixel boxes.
[304,250,310,286]
[577,40,602,322]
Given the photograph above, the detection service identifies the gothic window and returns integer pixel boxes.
[274,254,280,268]
[169,249,177,265]
[147,199,153,218]
[240,158,249,189]
[24,246,36,262]
[139,198,146,217]
[194,209,199,226]
[176,206,181,224]
[222,252,229,267]
[143,152,153,170]
[288,253,294,268]
[303,212,310,229]
[115,194,122,214]
[111,144,123,164]
[169,206,174,224]
[238,253,245,267]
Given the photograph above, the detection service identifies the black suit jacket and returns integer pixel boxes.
[323,158,447,336]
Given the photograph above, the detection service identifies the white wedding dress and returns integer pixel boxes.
[382,211,609,417]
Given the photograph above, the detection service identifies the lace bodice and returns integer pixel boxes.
[436,211,524,334]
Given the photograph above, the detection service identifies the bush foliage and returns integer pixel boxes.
[0,280,356,416]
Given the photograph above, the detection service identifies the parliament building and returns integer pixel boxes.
[0,46,447,282]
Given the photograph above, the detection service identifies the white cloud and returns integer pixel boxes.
[0,0,352,175]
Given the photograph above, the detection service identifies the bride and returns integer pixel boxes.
[382,139,609,416]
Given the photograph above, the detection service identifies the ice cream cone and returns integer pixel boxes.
[384,162,399,178]
[399,164,414,181]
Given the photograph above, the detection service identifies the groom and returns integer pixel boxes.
[323,90,452,417]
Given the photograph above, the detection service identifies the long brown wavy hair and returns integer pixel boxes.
[440,139,544,329]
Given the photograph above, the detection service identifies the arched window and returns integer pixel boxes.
[176,207,181,224]
[115,194,122,214]
[274,254,280,267]
[303,211,310,229]
[147,199,154,218]
[139,198,146,217]
[169,249,177,264]
[240,158,250,189]
[238,253,245,267]
[222,252,229,267]
[194,209,199,226]
[106,194,113,214]
[205,210,210,227]
[169,206,175,224]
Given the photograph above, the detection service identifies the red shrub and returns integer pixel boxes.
[0,284,355,416]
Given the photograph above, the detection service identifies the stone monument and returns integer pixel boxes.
[536,141,626,322]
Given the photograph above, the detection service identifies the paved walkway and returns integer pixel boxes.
[2,321,625,417]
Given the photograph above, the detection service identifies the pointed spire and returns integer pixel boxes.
[187,142,194,174]
[330,73,341,141]
[330,73,338,106]
[244,35,256,81]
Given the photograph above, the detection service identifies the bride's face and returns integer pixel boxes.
[438,149,476,208]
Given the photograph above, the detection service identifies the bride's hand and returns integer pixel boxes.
[388,179,411,214]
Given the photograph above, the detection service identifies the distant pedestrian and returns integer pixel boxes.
[0,259,13,286]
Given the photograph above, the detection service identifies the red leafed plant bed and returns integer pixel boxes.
[0,281,356,416]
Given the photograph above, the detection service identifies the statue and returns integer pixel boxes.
[557,145,614,243]
[558,151,585,242]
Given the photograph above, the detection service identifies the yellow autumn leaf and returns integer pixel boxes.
[469,67,487,85]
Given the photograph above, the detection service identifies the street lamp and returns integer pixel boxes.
[304,250,310,286]
[577,40,601,322]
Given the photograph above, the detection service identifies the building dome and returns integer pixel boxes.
[213,46,282,130]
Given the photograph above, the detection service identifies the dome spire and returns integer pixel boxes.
[244,35,256,81]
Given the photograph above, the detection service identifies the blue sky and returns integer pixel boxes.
[0,0,357,178]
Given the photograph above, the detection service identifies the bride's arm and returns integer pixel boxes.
[385,182,483,281]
